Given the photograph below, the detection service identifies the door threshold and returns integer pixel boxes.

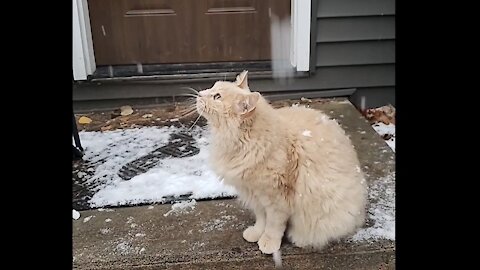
[87,61,306,83]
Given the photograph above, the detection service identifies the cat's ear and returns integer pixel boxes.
[234,92,261,115]
[235,70,249,89]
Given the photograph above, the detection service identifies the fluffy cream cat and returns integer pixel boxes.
[196,71,367,254]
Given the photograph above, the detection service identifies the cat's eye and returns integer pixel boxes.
[213,93,221,100]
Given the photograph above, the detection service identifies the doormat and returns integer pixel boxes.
[72,126,237,211]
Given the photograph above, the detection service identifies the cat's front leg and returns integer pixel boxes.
[243,204,266,242]
[258,207,289,254]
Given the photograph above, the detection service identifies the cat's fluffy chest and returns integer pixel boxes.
[208,138,259,183]
[207,129,291,189]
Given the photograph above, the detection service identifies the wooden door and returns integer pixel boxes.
[88,0,291,66]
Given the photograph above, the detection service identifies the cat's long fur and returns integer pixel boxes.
[196,71,367,254]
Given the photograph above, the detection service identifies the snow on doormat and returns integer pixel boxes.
[77,126,237,208]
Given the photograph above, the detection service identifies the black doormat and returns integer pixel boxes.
[72,128,234,211]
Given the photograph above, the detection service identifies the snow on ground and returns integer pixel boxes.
[163,199,197,217]
[72,209,80,220]
[352,172,395,241]
[371,122,395,152]
[83,215,94,223]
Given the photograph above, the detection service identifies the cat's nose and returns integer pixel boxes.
[199,90,208,97]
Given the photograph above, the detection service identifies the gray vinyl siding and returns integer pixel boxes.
[312,0,395,108]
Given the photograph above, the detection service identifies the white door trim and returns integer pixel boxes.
[291,0,311,72]
[72,0,95,81]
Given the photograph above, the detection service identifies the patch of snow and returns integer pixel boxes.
[79,127,174,193]
[84,126,237,208]
[100,228,111,234]
[83,215,94,223]
[72,209,80,220]
[371,122,395,152]
[105,218,112,223]
[163,199,197,217]
[302,130,312,137]
[147,206,154,209]
[97,208,115,212]
[189,241,206,251]
[352,173,395,241]
[135,233,146,237]
[114,241,132,255]
[199,215,237,233]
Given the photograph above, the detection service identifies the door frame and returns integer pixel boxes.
[73,0,96,80]
[72,0,311,81]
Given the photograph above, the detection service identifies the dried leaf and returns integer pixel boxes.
[377,114,391,125]
[101,125,113,131]
[120,105,134,116]
[300,97,312,103]
[78,116,92,124]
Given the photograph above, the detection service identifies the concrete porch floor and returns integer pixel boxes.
[73,99,395,269]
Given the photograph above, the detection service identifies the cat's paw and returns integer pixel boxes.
[243,226,263,242]
[258,234,281,254]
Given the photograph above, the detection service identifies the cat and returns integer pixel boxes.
[196,71,367,254]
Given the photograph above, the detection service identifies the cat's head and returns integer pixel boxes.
[196,71,262,126]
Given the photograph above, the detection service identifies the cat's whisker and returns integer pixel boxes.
[180,86,200,95]
[177,93,199,98]
[179,100,197,107]
[188,109,203,131]
[184,100,197,107]
[178,107,196,114]
[181,111,198,119]
[179,108,198,118]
